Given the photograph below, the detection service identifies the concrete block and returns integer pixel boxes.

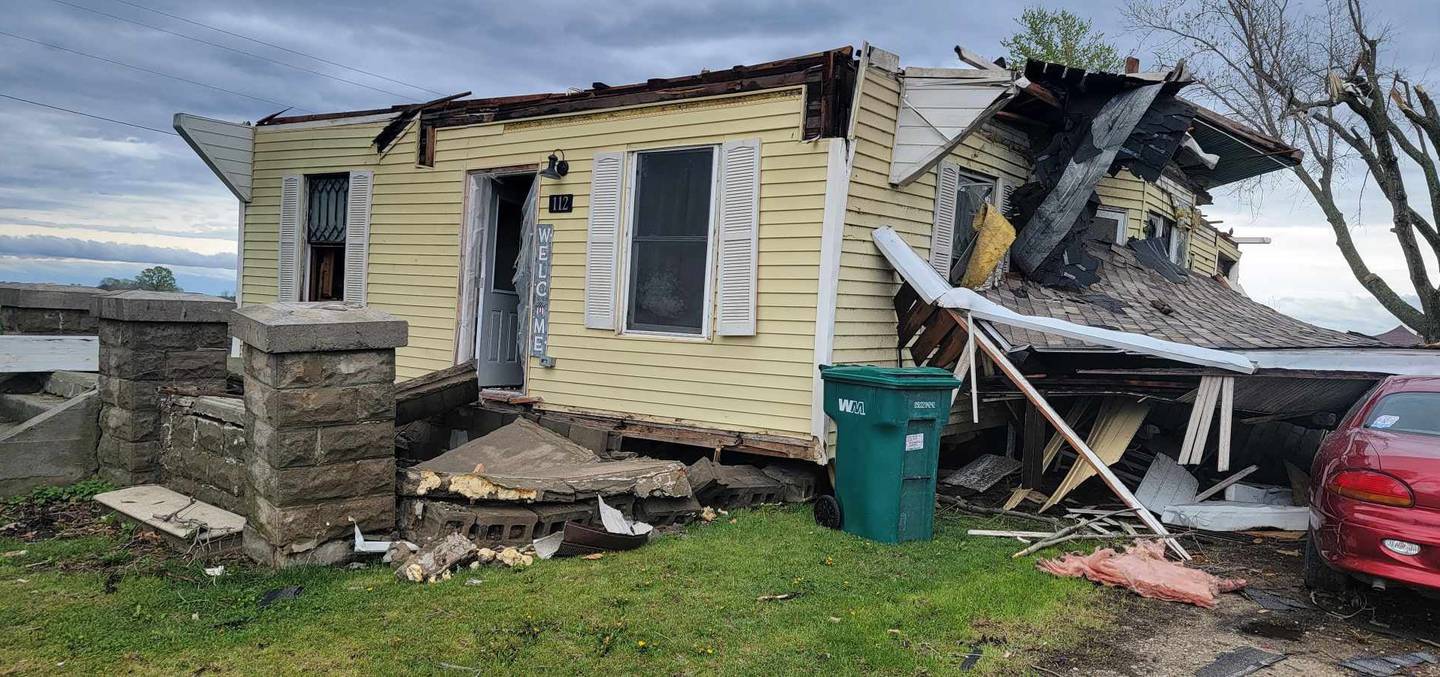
[99,403,163,442]
[97,465,162,488]
[98,344,228,381]
[530,502,594,536]
[94,290,234,324]
[761,464,818,503]
[697,464,784,508]
[0,307,97,335]
[43,371,98,398]
[191,395,244,425]
[247,491,393,546]
[99,376,226,410]
[249,417,393,468]
[242,524,355,567]
[97,434,159,473]
[468,504,538,546]
[0,390,99,497]
[566,424,611,453]
[0,282,106,310]
[397,499,474,544]
[244,348,395,389]
[247,456,395,507]
[231,302,407,353]
[635,495,702,526]
[244,377,394,427]
[99,319,229,351]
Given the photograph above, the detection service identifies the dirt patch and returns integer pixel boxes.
[1037,535,1440,676]
[1,498,113,542]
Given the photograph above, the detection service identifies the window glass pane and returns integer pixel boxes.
[306,174,349,244]
[1088,211,1123,243]
[1364,392,1440,437]
[628,241,709,332]
[626,148,714,334]
[633,149,713,238]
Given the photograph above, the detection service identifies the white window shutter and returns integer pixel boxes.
[929,162,960,277]
[344,170,374,304]
[716,139,761,336]
[995,177,1016,214]
[584,152,624,330]
[277,175,302,302]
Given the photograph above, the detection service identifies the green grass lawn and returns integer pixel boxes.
[0,498,1109,675]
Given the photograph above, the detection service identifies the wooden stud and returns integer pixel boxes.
[1217,377,1234,472]
[909,311,957,364]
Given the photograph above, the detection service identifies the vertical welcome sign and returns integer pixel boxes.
[530,223,554,359]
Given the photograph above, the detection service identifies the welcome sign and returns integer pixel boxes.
[530,223,554,358]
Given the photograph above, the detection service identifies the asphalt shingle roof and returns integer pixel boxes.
[979,241,1385,351]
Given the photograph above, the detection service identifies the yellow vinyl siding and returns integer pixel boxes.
[831,66,1027,368]
[243,88,827,439]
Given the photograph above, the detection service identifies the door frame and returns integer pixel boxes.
[455,165,538,388]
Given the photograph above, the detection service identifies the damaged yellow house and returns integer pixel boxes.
[176,43,1296,462]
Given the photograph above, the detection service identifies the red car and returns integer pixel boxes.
[1307,375,1440,593]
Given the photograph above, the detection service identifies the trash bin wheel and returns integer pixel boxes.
[814,494,841,530]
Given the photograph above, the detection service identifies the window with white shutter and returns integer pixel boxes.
[715,139,760,336]
[277,175,302,302]
[584,152,624,329]
[344,170,373,304]
[930,162,960,277]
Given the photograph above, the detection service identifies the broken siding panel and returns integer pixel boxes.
[832,66,1027,367]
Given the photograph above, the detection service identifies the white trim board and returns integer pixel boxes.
[810,137,855,448]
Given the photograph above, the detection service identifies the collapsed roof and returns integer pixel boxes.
[980,240,1384,352]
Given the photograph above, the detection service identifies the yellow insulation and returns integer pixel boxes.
[960,203,1017,289]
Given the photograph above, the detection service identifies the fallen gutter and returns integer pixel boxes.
[872,227,1256,374]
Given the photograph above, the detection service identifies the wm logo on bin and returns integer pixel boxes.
[837,398,867,415]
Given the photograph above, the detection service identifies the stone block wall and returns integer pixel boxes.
[0,283,107,335]
[232,302,407,567]
[160,395,246,514]
[94,291,233,486]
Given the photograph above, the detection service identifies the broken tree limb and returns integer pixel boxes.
[952,309,1190,560]
[936,494,1062,528]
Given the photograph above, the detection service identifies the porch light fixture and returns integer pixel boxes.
[539,150,569,179]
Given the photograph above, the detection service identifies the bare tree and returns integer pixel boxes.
[1126,0,1440,340]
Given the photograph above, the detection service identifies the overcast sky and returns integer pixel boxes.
[2,0,1437,333]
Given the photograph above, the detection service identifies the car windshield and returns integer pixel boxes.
[1364,392,1440,437]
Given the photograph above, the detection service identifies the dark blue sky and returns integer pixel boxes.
[1,0,1437,330]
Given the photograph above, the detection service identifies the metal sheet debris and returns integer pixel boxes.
[1195,646,1286,677]
[1134,454,1198,514]
[1160,503,1309,532]
[941,454,1021,493]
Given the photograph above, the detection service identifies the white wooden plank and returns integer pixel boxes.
[0,336,97,372]
[1217,376,1234,472]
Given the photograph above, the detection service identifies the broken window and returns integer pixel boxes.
[1089,207,1129,244]
[625,147,715,335]
[304,173,348,301]
[949,173,996,280]
[1144,211,1188,265]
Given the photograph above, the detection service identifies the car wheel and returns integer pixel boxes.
[1304,533,1350,592]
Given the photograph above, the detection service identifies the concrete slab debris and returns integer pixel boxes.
[1195,646,1286,677]
[1160,502,1309,532]
[399,418,690,502]
[695,463,784,508]
[94,484,245,546]
[396,533,478,582]
[941,454,1021,493]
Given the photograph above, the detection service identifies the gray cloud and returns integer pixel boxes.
[1,0,1437,334]
[0,234,235,269]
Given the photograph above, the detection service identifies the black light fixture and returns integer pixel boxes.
[539,150,569,180]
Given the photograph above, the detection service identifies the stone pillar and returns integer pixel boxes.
[231,302,407,567]
[95,291,233,486]
[0,283,107,335]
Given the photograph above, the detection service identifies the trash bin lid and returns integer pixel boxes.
[819,364,961,389]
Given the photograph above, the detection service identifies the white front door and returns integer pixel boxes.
[474,178,527,387]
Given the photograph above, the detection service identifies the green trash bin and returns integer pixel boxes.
[820,365,961,543]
